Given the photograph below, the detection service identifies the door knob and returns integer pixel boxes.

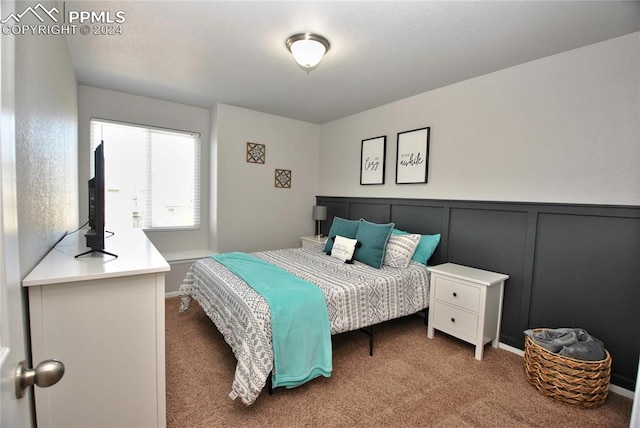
[15,359,65,399]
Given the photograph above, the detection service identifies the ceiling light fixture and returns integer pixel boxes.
[286,33,330,73]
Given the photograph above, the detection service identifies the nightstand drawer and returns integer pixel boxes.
[433,276,481,312]
[432,303,479,339]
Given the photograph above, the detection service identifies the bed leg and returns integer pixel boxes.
[359,325,374,356]
[423,308,428,326]
[268,372,274,395]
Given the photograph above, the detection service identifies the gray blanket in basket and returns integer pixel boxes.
[524,328,606,361]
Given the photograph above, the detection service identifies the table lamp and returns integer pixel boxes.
[312,205,327,238]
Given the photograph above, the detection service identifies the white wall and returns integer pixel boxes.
[77,33,640,257]
[77,85,211,254]
[15,17,79,278]
[214,104,320,252]
[209,104,219,251]
[319,33,640,206]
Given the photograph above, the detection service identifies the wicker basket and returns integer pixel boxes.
[524,329,611,408]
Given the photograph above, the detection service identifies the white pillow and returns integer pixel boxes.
[383,233,421,268]
[330,235,359,263]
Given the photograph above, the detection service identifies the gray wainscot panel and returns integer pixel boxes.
[531,211,640,388]
[316,196,640,390]
[447,207,529,347]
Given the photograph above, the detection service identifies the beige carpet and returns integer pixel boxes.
[165,297,632,427]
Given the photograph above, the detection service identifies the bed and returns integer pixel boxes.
[178,219,436,405]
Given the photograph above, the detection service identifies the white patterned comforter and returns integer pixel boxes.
[178,245,430,405]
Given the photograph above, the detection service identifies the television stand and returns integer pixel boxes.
[77,229,118,258]
[75,248,118,259]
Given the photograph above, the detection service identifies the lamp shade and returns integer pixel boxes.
[312,205,327,221]
[286,33,330,72]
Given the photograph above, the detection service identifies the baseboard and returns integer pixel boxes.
[609,383,634,399]
[499,342,634,399]
[499,342,524,357]
[165,291,180,298]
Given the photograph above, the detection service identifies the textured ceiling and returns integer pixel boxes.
[65,1,640,124]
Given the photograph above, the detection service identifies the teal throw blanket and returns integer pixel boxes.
[213,252,332,389]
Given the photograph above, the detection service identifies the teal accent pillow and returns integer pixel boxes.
[323,217,360,253]
[354,219,395,268]
[393,229,441,265]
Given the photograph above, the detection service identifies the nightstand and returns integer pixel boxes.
[301,235,327,248]
[427,263,509,361]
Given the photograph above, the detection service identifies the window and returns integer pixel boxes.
[90,118,201,230]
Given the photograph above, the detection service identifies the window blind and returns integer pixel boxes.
[89,118,201,230]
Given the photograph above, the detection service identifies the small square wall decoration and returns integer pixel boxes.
[246,142,265,164]
[275,169,292,188]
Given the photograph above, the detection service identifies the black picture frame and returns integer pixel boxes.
[396,127,430,184]
[360,136,386,185]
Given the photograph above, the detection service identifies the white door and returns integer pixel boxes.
[0,0,33,425]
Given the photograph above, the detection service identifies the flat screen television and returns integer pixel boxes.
[76,142,117,258]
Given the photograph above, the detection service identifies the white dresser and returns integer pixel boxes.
[23,229,169,428]
[427,263,508,361]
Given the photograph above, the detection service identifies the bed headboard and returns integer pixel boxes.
[327,199,447,265]
[316,195,640,391]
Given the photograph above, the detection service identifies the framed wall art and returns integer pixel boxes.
[274,169,292,188]
[396,127,430,184]
[246,142,265,164]
[360,136,386,185]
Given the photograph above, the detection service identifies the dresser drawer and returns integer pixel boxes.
[433,276,481,312]
[432,302,479,339]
